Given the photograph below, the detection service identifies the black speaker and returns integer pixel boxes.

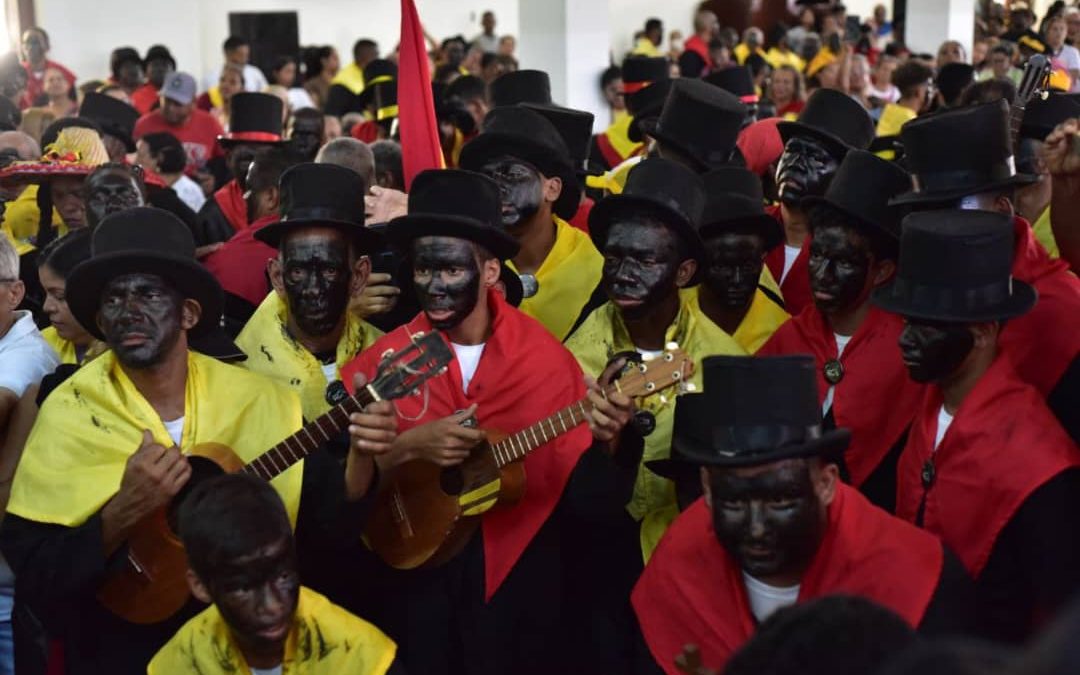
[228,12,300,85]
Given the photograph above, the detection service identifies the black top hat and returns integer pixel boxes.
[627,79,674,143]
[489,70,553,108]
[704,65,757,101]
[589,158,706,262]
[699,166,784,249]
[218,93,285,146]
[79,92,139,152]
[935,62,975,105]
[666,355,851,469]
[143,45,177,70]
[66,207,224,341]
[621,56,670,92]
[891,100,1039,207]
[802,150,911,240]
[872,210,1037,322]
[777,88,875,159]
[1021,92,1080,141]
[521,102,597,175]
[255,163,383,252]
[459,106,580,221]
[644,79,746,171]
[387,169,520,260]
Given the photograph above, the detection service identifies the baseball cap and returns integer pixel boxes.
[161,72,196,105]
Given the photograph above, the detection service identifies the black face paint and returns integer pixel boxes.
[710,461,826,581]
[84,170,144,228]
[898,320,976,383]
[99,273,185,369]
[280,233,352,338]
[289,118,323,162]
[704,233,765,311]
[208,538,300,661]
[228,144,259,191]
[808,223,873,316]
[146,59,173,88]
[479,157,544,230]
[602,221,683,321]
[412,237,482,331]
[776,137,840,206]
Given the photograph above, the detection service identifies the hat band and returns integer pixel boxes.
[377,104,399,121]
[910,157,1017,195]
[890,275,1017,312]
[282,206,361,224]
[367,75,395,86]
[222,131,283,143]
[711,423,823,459]
[622,80,653,95]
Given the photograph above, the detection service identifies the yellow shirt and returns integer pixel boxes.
[149,587,397,675]
[734,44,767,65]
[876,102,917,139]
[507,216,603,341]
[765,47,806,72]
[1032,205,1061,259]
[2,185,63,255]
[632,38,663,57]
[236,292,383,421]
[40,326,107,366]
[566,291,747,560]
[331,62,366,95]
[683,286,790,354]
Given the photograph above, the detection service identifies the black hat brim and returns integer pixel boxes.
[801,195,898,241]
[888,173,1042,207]
[672,428,852,468]
[66,252,224,341]
[645,456,702,481]
[777,120,852,160]
[254,219,385,253]
[189,325,247,363]
[386,213,520,260]
[871,278,1038,323]
[700,213,785,251]
[217,137,289,149]
[498,264,524,307]
[589,194,705,263]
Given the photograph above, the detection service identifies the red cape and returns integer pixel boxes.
[896,354,1080,578]
[202,214,276,307]
[764,204,812,316]
[683,36,711,66]
[759,306,926,486]
[341,290,591,600]
[213,179,249,233]
[633,484,943,675]
[351,120,380,144]
[999,217,1080,397]
[568,196,593,234]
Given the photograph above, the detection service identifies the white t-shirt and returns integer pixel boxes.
[780,244,802,284]
[288,87,317,112]
[171,174,207,214]
[867,83,900,103]
[251,666,282,675]
[636,348,664,361]
[0,310,59,398]
[1052,44,1080,91]
[205,64,268,94]
[452,343,486,393]
[320,362,338,384]
[822,333,852,415]
[163,416,185,447]
[743,572,800,623]
[934,406,954,450]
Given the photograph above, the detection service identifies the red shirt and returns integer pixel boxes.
[133,108,224,174]
[20,60,76,109]
[130,84,160,115]
[202,214,276,307]
[764,204,813,316]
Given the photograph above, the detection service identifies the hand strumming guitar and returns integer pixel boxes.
[101,430,191,555]
[587,357,636,455]
[345,373,400,500]
[393,404,486,468]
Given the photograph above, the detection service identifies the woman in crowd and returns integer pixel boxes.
[196,63,244,129]
[37,67,76,118]
[135,131,206,213]
[769,64,806,118]
[303,45,340,110]
[36,230,104,366]
[269,54,315,112]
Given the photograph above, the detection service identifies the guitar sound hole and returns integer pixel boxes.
[165,457,227,534]
[440,466,464,496]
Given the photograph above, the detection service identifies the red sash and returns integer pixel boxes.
[341,291,591,600]
[896,354,1080,577]
[212,179,248,232]
[568,197,593,234]
[633,484,943,675]
[202,214,276,307]
[683,36,711,66]
[594,131,635,169]
[759,306,926,485]
[763,204,812,316]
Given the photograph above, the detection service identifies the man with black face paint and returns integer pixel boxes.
[874,209,1080,643]
[893,100,1080,445]
[237,163,383,422]
[150,473,403,674]
[460,105,603,340]
[195,93,288,246]
[0,207,397,673]
[341,169,635,675]
[690,166,790,354]
[767,89,875,317]
[568,158,746,561]
[632,355,973,675]
[131,45,176,115]
[760,151,921,510]
[288,108,325,162]
[83,162,145,228]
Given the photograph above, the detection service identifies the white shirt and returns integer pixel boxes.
[287,87,316,112]
[204,64,269,94]
[636,348,664,361]
[320,362,338,384]
[867,83,900,103]
[171,174,207,214]
[163,416,185,447]
[934,406,954,450]
[251,666,282,675]
[821,333,852,415]
[452,343,486,393]
[780,244,802,284]
[0,310,59,397]
[1051,44,1080,92]
[743,572,800,623]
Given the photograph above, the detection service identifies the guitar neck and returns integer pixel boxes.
[490,396,595,468]
[242,386,378,481]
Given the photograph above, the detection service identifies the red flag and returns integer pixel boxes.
[398,0,445,189]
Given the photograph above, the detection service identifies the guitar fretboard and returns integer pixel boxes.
[489,398,594,468]
[242,387,377,481]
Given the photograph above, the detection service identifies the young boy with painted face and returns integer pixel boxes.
[759,150,922,510]
[567,158,746,561]
[768,89,876,316]
[341,169,634,675]
[632,355,971,675]
[149,473,401,674]
[874,209,1080,643]
[236,163,384,422]
[459,105,603,341]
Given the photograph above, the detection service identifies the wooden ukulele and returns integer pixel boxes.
[97,332,453,625]
[366,344,694,570]
[1010,53,1051,152]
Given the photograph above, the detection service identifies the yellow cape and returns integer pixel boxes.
[682,286,790,354]
[237,292,383,420]
[507,216,603,341]
[331,62,366,95]
[7,350,304,527]
[40,326,107,366]
[1032,205,1060,259]
[2,185,64,255]
[149,586,397,675]
[565,291,747,560]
